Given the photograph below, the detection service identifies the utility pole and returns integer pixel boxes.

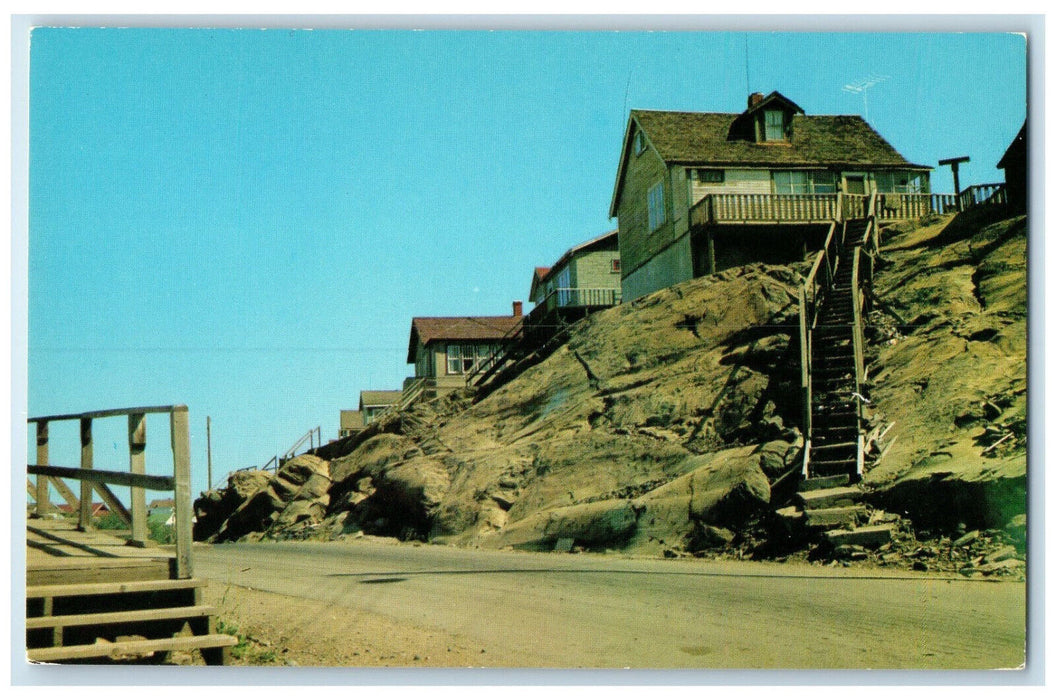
[939,156,971,209]
[206,416,213,489]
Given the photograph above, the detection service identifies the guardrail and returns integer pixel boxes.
[691,185,1007,229]
[27,405,195,578]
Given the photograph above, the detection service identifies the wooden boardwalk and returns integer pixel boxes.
[25,405,236,665]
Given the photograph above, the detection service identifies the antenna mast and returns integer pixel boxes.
[842,74,888,121]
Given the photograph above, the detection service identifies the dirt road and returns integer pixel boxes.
[194,538,1025,669]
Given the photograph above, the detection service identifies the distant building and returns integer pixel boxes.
[525,229,622,345]
[338,409,365,439]
[610,91,932,300]
[359,390,403,425]
[998,121,1027,212]
[407,303,524,396]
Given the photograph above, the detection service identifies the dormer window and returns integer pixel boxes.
[764,110,787,141]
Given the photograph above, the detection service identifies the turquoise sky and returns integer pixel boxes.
[26,28,1028,497]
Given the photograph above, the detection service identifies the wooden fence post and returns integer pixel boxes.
[128,412,149,547]
[171,406,193,578]
[78,418,93,531]
[34,421,52,517]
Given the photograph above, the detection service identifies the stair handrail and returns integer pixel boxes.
[282,426,322,461]
[373,376,429,424]
[466,317,526,386]
[850,245,866,480]
[798,220,840,473]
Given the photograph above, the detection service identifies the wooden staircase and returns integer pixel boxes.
[784,208,894,550]
[27,574,232,664]
[807,218,867,480]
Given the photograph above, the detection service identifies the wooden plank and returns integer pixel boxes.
[78,418,93,531]
[28,405,179,424]
[170,406,193,579]
[27,633,237,662]
[27,604,217,630]
[91,482,132,527]
[28,465,175,492]
[27,559,172,587]
[28,577,208,600]
[48,477,80,511]
[35,421,52,516]
[128,413,148,546]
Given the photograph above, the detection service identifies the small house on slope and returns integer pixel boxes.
[525,229,622,345]
[359,390,403,425]
[610,91,933,301]
[338,409,365,439]
[407,303,524,397]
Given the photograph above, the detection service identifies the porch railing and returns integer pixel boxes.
[27,405,195,578]
[691,186,1006,228]
[530,287,622,317]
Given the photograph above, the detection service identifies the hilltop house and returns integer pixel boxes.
[407,303,524,396]
[610,91,933,300]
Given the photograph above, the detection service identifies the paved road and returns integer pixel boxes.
[194,539,1025,669]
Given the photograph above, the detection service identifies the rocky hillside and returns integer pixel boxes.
[195,208,1027,572]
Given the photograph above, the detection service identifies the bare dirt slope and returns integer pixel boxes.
[195,209,1027,567]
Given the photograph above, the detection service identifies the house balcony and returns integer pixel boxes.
[524,287,622,343]
[688,186,1006,229]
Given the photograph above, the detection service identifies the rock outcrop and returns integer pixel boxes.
[197,210,1027,569]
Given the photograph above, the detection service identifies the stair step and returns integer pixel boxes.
[796,486,862,509]
[812,440,858,453]
[804,505,867,529]
[824,524,896,548]
[26,604,217,630]
[799,474,850,491]
[27,633,238,663]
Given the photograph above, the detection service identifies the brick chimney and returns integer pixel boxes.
[748,92,765,109]
[512,301,523,317]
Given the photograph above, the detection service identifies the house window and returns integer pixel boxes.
[634,130,646,155]
[764,110,786,141]
[773,170,836,194]
[611,258,621,273]
[647,181,666,232]
[773,171,810,194]
[694,169,725,184]
[446,343,498,375]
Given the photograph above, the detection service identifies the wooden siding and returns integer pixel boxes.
[688,168,771,205]
[571,249,622,291]
[615,131,675,279]
[621,233,694,302]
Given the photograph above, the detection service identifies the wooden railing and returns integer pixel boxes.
[959,183,1007,210]
[466,319,527,388]
[691,185,1007,229]
[530,287,622,317]
[27,405,195,578]
[797,221,842,468]
[691,193,841,227]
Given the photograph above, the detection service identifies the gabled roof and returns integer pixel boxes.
[408,315,522,363]
[744,90,804,117]
[610,95,930,217]
[340,410,365,431]
[530,229,619,298]
[359,390,402,409]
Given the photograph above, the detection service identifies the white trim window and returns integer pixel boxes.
[446,343,498,375]
[647,181,666,232]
